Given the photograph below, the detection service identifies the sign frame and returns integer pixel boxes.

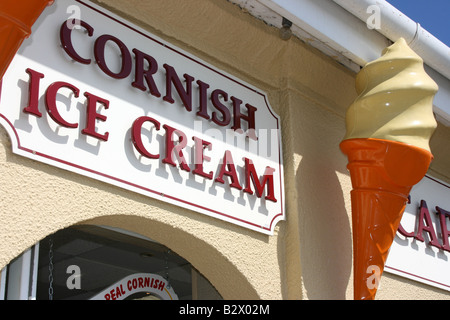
[0,0,285,235]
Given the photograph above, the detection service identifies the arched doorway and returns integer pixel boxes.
[1,225,222,300]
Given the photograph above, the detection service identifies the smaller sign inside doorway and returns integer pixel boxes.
[90,273,178,300]
[31,225,222,300]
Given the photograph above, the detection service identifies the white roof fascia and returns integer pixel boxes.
[231,0,450,126]
[332,0,450,126]
[333,0,450,79]
[256,0,390,67]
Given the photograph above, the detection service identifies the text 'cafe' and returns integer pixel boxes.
[1,0,450,300]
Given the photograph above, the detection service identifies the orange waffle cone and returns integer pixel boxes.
[340,138,433,300]
[0,0,53,79]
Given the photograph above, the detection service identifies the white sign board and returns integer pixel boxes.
[0,0,284,234]
[385,175,450,291]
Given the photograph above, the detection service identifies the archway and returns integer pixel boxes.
[1,215,260,300]
[2,224,221,300]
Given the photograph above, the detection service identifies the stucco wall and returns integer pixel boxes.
[1,0,450,300]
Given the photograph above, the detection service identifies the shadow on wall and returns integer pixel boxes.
[294,100,353,299]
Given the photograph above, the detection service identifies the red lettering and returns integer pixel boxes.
[59,19,260,135]
[24,68,45,117]
[396,201,450,252]
[45,81,80,128]
[158,280,165,291]
[94,34,132,79]
[231,97,257,140]
[163,63,194,112]
[127,280,132,291]
[23,68,112,142]
[215,150,242,190]
[60,19,94,64]
[436,206,450,252]
[196,80,210,120]
[132,49,161,97]
[132,116,161,159]
[162,124,190,172]
[415,200,441,247]
[398,195,415,237]
[397,222,415,237]
[115,285,122,299]
[192,136,213,180]
[243,158,277,202]
[82,92,110,141]
[211,89,231,126]
[22,67,278,205]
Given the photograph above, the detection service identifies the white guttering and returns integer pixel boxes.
[257,0,390,70]
[255,0,450,126]
[333,0,450,80]
[332,0,450,126]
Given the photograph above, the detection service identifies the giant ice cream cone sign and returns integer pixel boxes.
[340,38,439,300]
[0,0,53,80]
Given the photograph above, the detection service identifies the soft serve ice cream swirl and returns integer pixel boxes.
[343,38,438,152]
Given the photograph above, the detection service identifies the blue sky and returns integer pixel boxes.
[387,0,450,47]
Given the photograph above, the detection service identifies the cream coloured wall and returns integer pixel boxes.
[1,0,450,300]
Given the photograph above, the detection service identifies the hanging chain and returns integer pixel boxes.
[164,249,171,289]
[48,237,54,300]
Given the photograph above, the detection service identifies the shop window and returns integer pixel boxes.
[0,225,222,300]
